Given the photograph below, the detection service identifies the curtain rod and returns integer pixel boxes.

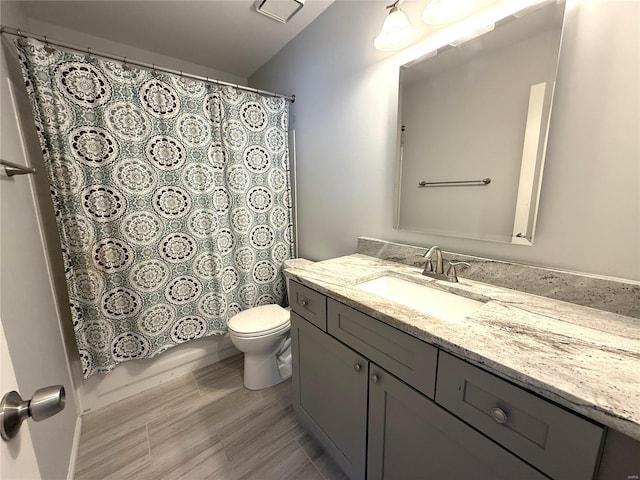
[0,25,295,103]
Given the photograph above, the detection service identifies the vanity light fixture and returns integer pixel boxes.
[256,0,304,23]
[374,0,417,52]
[421,0,478,25]
[449,22,495,46]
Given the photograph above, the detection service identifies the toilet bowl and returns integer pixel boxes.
[228,304,291,390]
[227,258,314,390]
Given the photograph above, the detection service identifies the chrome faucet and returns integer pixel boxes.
[417,246,471,283]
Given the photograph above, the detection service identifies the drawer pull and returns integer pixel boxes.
[372,374,381,384]
[301,299,308,306]
[490,407,508,424]
[354,363,362,372]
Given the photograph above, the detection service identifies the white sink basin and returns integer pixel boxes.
[357,275,485,322]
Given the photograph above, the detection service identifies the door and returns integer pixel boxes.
[367,365,547,480]
[0,321,41,479]
[291,312,368,480]
[1,38,78,479]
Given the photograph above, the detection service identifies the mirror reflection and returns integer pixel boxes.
[395,2,565,245]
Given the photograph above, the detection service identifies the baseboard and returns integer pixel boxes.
[66,415,82,480]
[78,335,239,413]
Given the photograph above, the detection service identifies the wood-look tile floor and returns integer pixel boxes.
[75,355,348,480]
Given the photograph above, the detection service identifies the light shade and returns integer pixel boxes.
[374,5,417,52]
[421,0,477,25]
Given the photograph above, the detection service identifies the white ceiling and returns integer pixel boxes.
[7,0,334,78]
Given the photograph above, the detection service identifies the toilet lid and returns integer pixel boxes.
[227,304,290,336]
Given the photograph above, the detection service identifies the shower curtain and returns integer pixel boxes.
[17,39,294,378]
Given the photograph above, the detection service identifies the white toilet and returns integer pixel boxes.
[227,258,313,390]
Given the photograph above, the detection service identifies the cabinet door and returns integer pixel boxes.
[436,352,603,480]
[291,312,368,480]
[367,366,547,480]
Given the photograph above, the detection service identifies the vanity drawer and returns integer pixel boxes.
[289,280,327,330]
[327,298,437,399]
[436,352,604,480]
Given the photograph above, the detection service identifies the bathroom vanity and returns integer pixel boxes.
[285,254,640,480]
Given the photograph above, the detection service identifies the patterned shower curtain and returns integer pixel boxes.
[17,39,294,378]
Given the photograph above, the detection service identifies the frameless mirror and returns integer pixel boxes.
[395,1,565,245]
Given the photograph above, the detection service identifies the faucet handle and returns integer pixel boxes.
[415,253,432,272]
[415,254,433,272]
[424,259,433,272]
[446,261,471,282]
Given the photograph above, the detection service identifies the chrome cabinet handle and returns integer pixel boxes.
[300,299,308,306]
[371,374,380,384]
[354,363,362,372]
[490,407,508,424]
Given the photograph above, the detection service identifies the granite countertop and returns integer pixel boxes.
[284,254,640,441]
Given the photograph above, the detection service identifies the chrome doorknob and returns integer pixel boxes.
[1,385,65,441]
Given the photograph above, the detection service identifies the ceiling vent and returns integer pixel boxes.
[256,0,305,23]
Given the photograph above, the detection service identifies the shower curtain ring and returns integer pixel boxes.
[43,35,54,54]
[17,30,28,47]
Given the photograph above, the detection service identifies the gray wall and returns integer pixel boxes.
[250,0,640,281]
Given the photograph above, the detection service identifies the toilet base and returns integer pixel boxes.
[242,350,292,390]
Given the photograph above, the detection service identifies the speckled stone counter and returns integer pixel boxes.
[357,237,640,319]
[285,254,640,441]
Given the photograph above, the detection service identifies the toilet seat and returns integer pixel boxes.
[229,321,290,338]
[227,304,290,338]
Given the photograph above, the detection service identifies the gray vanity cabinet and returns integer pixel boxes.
[367,366,546,480]
[291,311,368,480]
[288,280,608,480]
